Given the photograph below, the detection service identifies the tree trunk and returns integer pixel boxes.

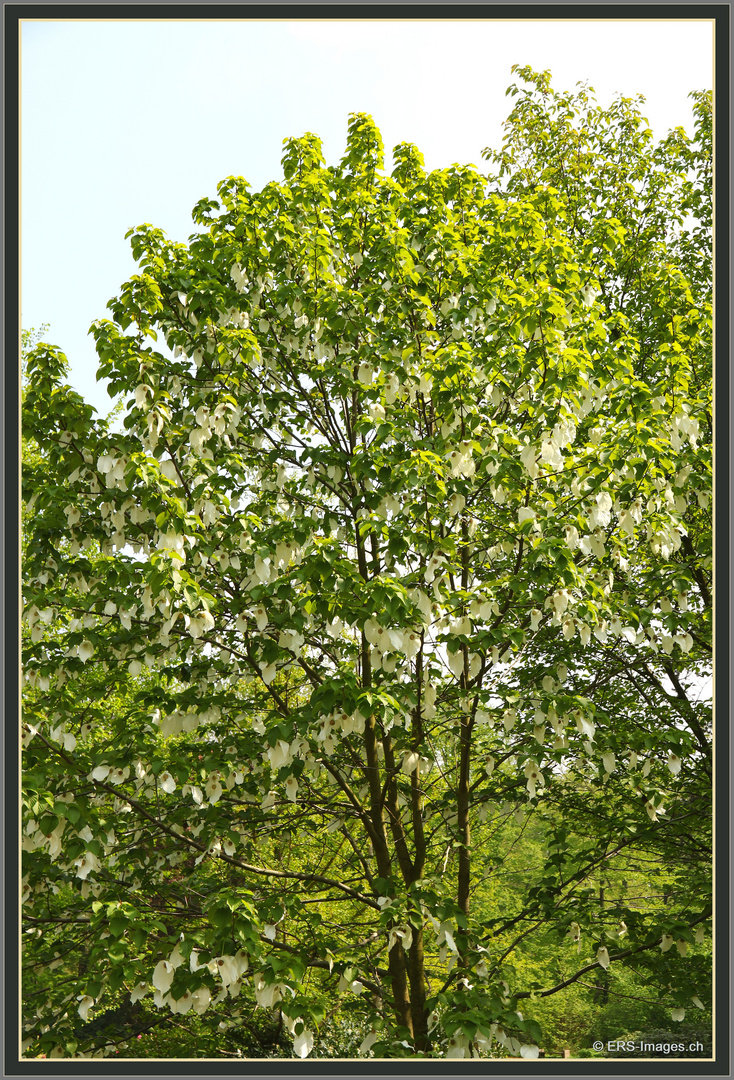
[406,926,430,1051]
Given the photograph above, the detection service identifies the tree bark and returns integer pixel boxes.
[406,926,430,1051]
[457,526,472,921]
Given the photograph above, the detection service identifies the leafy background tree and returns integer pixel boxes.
[21,68,711,1061]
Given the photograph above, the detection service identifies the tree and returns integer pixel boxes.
[21,70,712,1060]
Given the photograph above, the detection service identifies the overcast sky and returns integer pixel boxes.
[21,16,713,417]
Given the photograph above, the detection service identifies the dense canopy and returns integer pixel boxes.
[21,68,712,1061]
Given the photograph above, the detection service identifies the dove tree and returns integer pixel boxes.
[21,74,711,1061]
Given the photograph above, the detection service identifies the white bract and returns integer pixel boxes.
[152,960,174,993]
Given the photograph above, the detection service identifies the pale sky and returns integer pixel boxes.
[21,17,713,417]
